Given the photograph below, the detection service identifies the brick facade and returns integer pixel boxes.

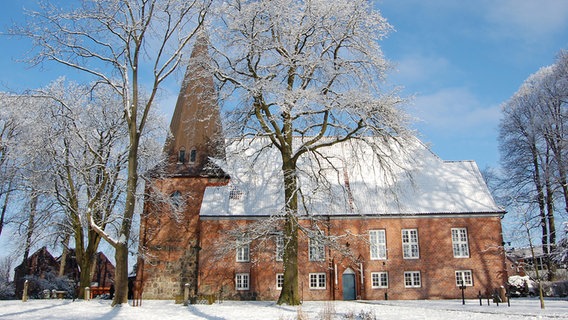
[197,215,506,301]
[136,176,227,300]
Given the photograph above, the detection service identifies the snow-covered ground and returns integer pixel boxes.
[0,298,566,319]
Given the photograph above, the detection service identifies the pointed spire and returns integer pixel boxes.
[164,30,226,176]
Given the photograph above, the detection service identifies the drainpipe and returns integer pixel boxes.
[327,215,334,301]
[333,262,338,301]
[359,262,364,300]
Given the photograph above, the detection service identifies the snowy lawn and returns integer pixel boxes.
[0,298,566,319]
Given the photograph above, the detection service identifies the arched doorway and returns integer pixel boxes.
[342,268,356,300]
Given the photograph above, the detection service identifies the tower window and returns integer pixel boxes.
[229,187,244,200]
[171,191,182,208]
[190,149,197,163]
[178,148,186,163]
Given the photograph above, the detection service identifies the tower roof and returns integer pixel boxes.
[163,30,226,177]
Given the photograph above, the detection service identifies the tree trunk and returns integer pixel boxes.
[545,174,556,281]
[277,157,301,305]
[559,170,568,215]
[113,243,129,305]
[0,181,12,237]
[77,231,102,298]
[527,227,545,309]
[531,144,548,279]
[23,191,38,265]
[110,53,141,305]
[58,233,70,277]
[111,123,140,306]
[16,191,37,299]
[78,254,94,298]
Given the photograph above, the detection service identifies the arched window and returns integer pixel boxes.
[171,191,182,209]
[190,148,197,163]
[178,147,186,163]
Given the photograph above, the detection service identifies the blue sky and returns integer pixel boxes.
[378,0,568,170]
[1,0,568,170]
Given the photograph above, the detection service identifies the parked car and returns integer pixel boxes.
[508,275,536,297]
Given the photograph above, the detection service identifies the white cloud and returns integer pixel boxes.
[409,87,502,136]
[389,54,453,86]
[380,0,568,43]
[482,0,568,42]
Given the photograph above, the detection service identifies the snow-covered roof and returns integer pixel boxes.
[506,246,547,259]
[200,137,504,217]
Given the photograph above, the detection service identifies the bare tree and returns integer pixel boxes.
[37,79,129,298]
[0,94,29,238]
[499,51,568,280]
[6,97,60,298]
[0,254,14,283]
[551,222,568,267]
[13,0,211,305]
[535,52,568,249]
[500,72,553,262]
[520,207,546,309]
[207,0,410,305]
[0,254,15,299]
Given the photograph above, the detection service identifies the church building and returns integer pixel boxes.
[136,35,507,302]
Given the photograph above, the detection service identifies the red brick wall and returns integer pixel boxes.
[198,215,506,301]
[91,252,115,288]
[137,176,227,299]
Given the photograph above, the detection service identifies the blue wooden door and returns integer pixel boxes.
[342,273,356,300]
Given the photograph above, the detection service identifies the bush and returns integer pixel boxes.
[340,308,377,320]
[356,309,377,320]
[0,281,15,300]
[542,281,568,297]
[23,272,75,299]
[317,301,335,320]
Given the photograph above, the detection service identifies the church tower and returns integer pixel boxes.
[163,30,225,174]
[136,31,228,301]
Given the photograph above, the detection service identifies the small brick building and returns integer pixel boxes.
[136,34,507,301]
[14,247,115,298]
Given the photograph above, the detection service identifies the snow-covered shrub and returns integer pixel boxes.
[0,281,15,300]
[23,272,74,299]
[317,301,335,320]
[541,281,568,297]
[342,309,377,320]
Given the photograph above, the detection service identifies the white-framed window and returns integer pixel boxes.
[276,235,284,261]
[369,230,387,260]
[309,273,326,289]
[455,270,473,287]
[236,242,250,262]
[371,272,388,288]
[402,229,419,259]
[451,228,470,258]
[276,273,284,290]
[235,273,249,290]
[229,187,244,200]
[404,271,421,288]
[309,238,325,261]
